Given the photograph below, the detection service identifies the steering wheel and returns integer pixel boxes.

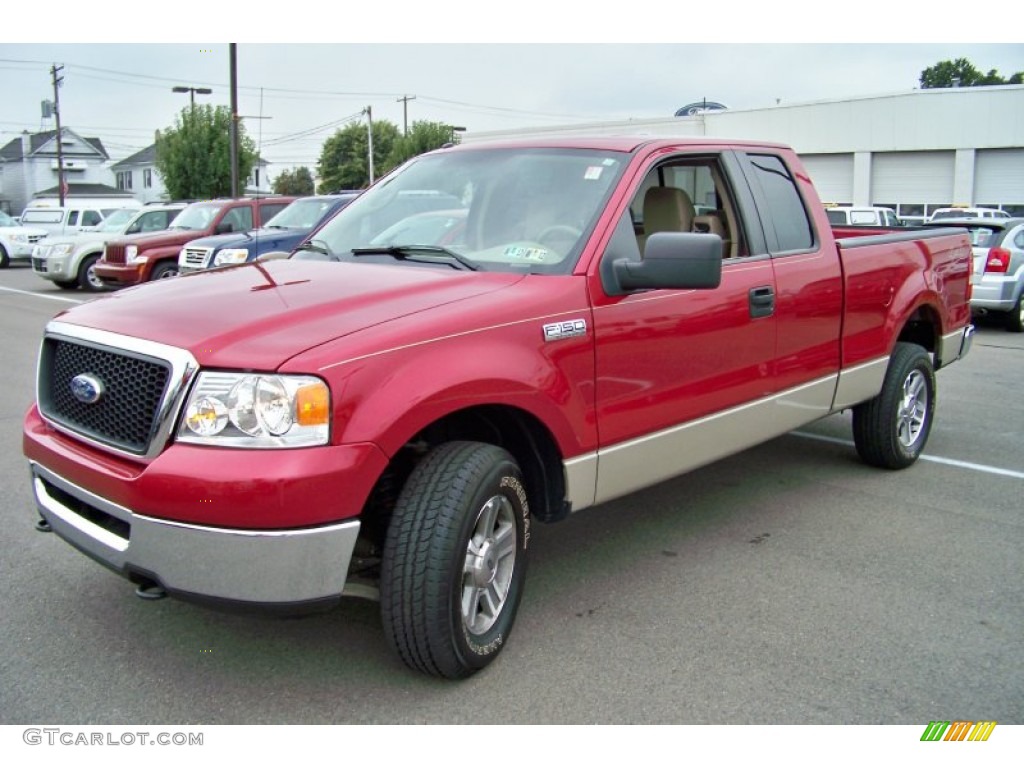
[536,224,583,250]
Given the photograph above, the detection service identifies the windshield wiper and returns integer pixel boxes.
[350,245,479,272]
[293,239,335,259]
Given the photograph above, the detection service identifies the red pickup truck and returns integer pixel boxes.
[94,196,294,286]
[24,138,974,678]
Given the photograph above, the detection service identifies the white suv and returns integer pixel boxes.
[32,203,185,291]
[929,207,1011,222]
[0,210,49,268]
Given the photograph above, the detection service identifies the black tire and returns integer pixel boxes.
[77,254,105,292]
[852,342,935,469]
[1005,293,1024,333]
[0,244,9,269]
[149,262,179,281]
[53,279,79,290]
[381,441,529,678]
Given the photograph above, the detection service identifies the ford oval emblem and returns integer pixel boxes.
[70,374,104,404]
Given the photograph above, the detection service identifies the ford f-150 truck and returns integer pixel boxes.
[94,196,294,286]
[24,138,974,679]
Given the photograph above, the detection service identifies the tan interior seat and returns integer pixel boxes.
[639,187,696,250]
[693,212,734,258]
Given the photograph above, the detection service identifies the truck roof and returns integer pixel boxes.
[450,136,791,154]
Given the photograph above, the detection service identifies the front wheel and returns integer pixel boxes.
[852,342,935,469]
[0,244,9,269]
[77,255,106,292]
[149,262,179,281]
[380,441,529,678]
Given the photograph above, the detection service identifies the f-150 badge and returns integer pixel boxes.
[543,319,587,342]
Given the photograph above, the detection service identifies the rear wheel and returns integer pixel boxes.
[852,342,935,469]
[1005,293,1024,333]
[380,441,529,678]
[77,255,105,292]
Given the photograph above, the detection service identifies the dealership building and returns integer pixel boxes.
[464,85,1024,220]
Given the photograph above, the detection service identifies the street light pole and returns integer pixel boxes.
[172,85,213,110]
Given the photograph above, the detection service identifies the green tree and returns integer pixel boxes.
[154,105,258,199]
[920,58,1024,88]
[273,166,315,196]
[317,119,402,192]
[387,120,460,169]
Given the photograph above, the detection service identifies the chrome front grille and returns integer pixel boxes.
[40,338,172,455]
[182,247,212,268]
[37,323,200,461]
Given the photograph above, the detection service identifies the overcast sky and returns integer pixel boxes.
[2,4,1022,178]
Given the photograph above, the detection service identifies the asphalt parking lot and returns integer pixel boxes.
[0,264,1021,725]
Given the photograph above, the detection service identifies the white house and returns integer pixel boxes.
[0,129,129,216]
[112,144,273,203]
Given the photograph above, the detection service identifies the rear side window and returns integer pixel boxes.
[67,211,80,226]
[826,209,846,225]
[745,154,815,252]
[259,202,289,223]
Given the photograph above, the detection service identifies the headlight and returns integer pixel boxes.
[48,243,73,257]
[12,233,29,243]
[177,372,330,448]
[126,245,139,263]
[213,248,251,266]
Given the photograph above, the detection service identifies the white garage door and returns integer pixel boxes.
[800,154,853,204]
[975,149,1024,204]
[871,152,955,203]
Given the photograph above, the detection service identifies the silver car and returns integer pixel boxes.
[925,218,1024,332]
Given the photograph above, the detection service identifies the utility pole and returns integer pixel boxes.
[50,64,66,206]
[396,94,416,136]
[364,105,375,185]
[229,43,239,198]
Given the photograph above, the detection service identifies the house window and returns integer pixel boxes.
[143,168,153,189]
[116,170,133,191]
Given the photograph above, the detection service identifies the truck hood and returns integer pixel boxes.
[109,228,204,251]
[185,227,303,250]
[56,260,524,370]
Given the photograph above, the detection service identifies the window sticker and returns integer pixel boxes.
[504,245,549,261]
[584,166,604,180]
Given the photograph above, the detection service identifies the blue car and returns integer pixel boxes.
[177,193,359,274]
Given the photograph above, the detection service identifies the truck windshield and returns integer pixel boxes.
[265,198,340,229]
[170,203,224,231]
[97,209,137,233]
[294,147,627,274]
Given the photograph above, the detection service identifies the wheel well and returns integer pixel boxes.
[360,405,568,551]
[897,304,940,353]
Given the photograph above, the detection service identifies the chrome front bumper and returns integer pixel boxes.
[31,462,361,607]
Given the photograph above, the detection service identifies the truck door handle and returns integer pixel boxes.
[749,286,775,318]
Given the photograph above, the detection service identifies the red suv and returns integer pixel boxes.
[95,196,294,287]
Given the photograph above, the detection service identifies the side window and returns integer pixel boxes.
[67,210,80,226]
[82,210,103,227]
[1014,229,1024,250]
[259,203,288,223]
[221,207,253,232]
[744,154,815,253]
[629,156,746,259]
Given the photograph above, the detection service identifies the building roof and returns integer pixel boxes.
[0,130,109,161]
[112,144,158,168]
[33,182,135,198]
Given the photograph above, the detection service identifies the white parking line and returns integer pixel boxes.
[0,286,84,304]
[792,431,1024,480]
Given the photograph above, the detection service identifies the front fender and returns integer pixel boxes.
[313,328,596,461]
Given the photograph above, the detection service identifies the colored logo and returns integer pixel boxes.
[920,721,997,741]
[70,374,104,404]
